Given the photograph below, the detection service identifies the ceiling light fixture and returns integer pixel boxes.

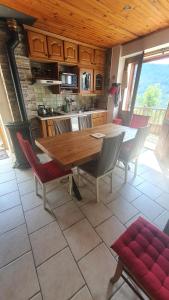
[123,4,132,11]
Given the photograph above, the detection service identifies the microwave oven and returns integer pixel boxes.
[61,73,77,88]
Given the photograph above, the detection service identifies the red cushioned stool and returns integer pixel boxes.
[111,217,169,300]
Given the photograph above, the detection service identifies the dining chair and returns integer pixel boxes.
[17,132,72,213]
[54,118,72,134]
[118,126,150,183]
[77,132,125,202]
[130,114,150,128]
[78,114,92,130]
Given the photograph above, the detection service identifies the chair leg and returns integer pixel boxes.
[125,163,128,183]
[110,259,123,284]
[96,178,99,202]
[68,175,72,196]
[34,175,41,197]
[134,158,138,177]
[42,183,47,210]
[77,167,80,187]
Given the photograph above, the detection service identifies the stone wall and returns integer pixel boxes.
[0,21,21,121]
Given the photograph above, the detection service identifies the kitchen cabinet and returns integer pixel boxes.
[94,69,104,94]
[80,68,93,94]
[47,37,64,61]
[27,31,48,59]
[64,41,78,63]
[79,46,94,65]
[94,49,105,66]
[92,112,107,127]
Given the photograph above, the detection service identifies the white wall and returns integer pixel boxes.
[0,66,14,151]
[122,27,169,57]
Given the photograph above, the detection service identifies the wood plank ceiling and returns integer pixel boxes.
[1,0,169,48]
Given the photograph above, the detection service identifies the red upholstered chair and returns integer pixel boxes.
[111,217,169,300]
[17,132,72,212]
[130,114,150,128]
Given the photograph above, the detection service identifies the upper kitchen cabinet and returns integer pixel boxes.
[80,68,93,94]
[94,69,104,94]
[94,49,105,66]
[64,41,78,63]
[27,31,48,59]
[79,46,94,65]
[47,37,64,61]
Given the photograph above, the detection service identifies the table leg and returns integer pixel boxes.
[72,177,82,201]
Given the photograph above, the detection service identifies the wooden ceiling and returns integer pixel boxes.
[1,0,169,48]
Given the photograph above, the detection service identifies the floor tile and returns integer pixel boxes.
[37,247,84,300]
[0,252,40,300]
[132,194,164,221]
[21,191,42,212]
[79,243,123,300]
[0,190,20,212]
[125,213,150,228]
[119,184,142,202]
[154,211,169,230]
[47,184,72,208]
[53,201,84,230]
[0,162,14,174]
[136,181,163,200]
[25,205,54,234]
[155,192,169,211]
[18,179,35,195]
[30,221,67,266]
[107,197,139,224]
[15,168,33,183]
[80,202,112,227]
[111,283,148,300]
[0,224,30,268]
[96,216,126,248]
[128,175,145,187]
[30,293,42,300]
[0,179,18,196]
[75,186,96,207]
[64,218,101,261]
[70,286,93,300]
[0,205,25,235]
[0,170,16,184]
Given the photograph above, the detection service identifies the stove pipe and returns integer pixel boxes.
[6,19,28,121]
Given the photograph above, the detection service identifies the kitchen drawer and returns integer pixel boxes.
[92,112,106,119]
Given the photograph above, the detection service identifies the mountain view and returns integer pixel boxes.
[136,59,169,109]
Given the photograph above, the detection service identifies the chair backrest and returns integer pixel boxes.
[78,115,92,130]
[96,132,125,176]
[130,114,150,128]
[54,118,72,134]
[16,132,39,170]
[129,126,150,159]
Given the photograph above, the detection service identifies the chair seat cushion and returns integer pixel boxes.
[111,217,169,300]
[35,160,72,183]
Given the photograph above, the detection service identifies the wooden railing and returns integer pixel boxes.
[134,107,166,134]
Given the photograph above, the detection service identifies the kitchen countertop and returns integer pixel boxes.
[37,109,107,120]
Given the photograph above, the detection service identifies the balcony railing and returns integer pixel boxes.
[133,107,166,134]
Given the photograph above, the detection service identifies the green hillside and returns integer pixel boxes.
[136,62,169,108]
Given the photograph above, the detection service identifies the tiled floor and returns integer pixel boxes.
[0,149,169,299]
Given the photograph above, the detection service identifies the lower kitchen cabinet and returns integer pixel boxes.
[92,112,107,127]
[39,112,107,137]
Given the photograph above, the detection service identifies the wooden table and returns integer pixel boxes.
[36,123,137,170]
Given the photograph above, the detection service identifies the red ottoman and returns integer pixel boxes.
[111,217,169,300]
